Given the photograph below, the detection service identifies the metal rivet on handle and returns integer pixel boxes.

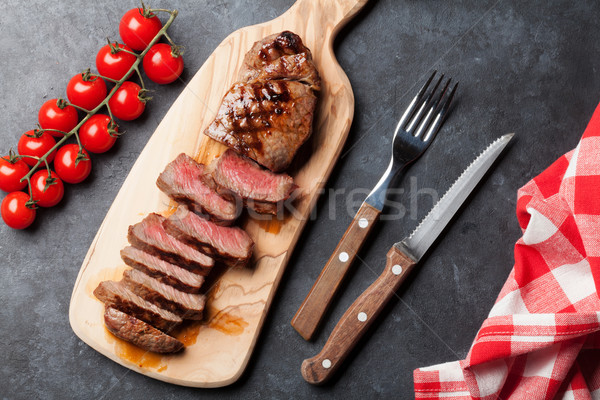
[392,264,403,275]
[339,252,349,262]
[358,218,369,229]
[357,312,367,322]
[322,359,332,369]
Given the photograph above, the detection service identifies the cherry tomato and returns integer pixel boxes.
[143,44,184,84]
[79,114,118,153]
[18,130,57,166]
[119,8,162,51]
[54,144,92,184]
[66,71,107,111]
[1,191,36,229]
[30,170,64,208]
[108,82,146,121]
[38,99,79,137]
[0,156,29,193]
[96,43,137,81]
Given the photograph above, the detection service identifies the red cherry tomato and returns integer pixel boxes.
[18,130,57,166]
[30,170,64,208]
[119,8,162,51]
[0,157,29,192]
[108,82,146,121]
[79,114,118,153]
[1,191,36,229]
[96,43,137,81]
[38,99,79,137]
[66,72,107,111]
[143,43,184,84]
[54,144,92,184]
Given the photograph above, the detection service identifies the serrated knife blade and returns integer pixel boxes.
[398,133,514,261]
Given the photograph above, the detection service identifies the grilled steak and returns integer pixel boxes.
[120,246,204,294]
[205,80,316,173]
[205,31,319,172]
[122,269,206,320]
[238,31,320,89]
[164,206,254,267]
[156,153,239,225]
[204,149,296,215]
[104,307,184,353]
[128,213,214,275]
[94,280,182,332]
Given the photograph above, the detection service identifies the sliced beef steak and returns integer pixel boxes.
[121,246,204,294]
[164,206,254,267]
[204,149,296,215]
[94,280,182,332]
[238,31,320,90]
[157,153,238,225]
[104,307,183,353]
[205,80,316,173]
[128,213,214,275]
[122,269,205,320]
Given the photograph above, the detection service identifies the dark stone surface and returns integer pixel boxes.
[0,0,596,398]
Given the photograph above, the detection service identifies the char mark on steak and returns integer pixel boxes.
[205,31,320,172]
[238,31,320,90]
[120,246,205,294]
[204,149,296,215]
[104,307,184,353]
[157,153,239,225]
[164,206,254,267]
[94,280,182,332]
[128,213,214,275]
[122,269,206,320]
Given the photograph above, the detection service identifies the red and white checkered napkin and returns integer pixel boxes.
[414,104,600,400]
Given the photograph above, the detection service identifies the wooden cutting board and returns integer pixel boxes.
[69,0,368,388]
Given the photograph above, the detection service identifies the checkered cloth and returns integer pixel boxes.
[413,104,600,400]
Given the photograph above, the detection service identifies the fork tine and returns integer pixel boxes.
[422,82,458,142]
[395,71,436,132]
[414,77,451,138]
[406,74,444,134]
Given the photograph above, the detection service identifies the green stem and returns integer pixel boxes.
[65,102,92,114]
[19,8,179,187]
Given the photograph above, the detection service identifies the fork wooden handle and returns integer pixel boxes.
[301,246,417,384]
[291,202,380,340]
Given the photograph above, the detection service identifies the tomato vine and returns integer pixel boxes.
[1,2,184,229]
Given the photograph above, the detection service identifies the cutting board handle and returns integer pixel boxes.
[288,0,370,37]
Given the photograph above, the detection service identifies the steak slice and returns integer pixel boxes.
[156,153,238,225]
[104,307,184,354]
[204,79,317,172]
[94,280,182,332]
[120,246,204,294]
[238,31,320,90]
[164,206,254,267]
[128,213,214,275]
[204,149,296,215]
[122,269,206,320]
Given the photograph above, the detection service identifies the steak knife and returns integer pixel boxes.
[300,133,514,384]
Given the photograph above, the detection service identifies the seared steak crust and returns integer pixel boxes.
[104,307,183,354]
[205,31,320,172]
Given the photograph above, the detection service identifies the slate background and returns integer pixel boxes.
[0,0,597,398]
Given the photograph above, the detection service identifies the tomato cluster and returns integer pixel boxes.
[1,5,183,229]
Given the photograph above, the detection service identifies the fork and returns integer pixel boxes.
[291,71,457,340]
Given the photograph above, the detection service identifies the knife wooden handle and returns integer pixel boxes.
[292,202,381,340]
[300,245,416,384]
